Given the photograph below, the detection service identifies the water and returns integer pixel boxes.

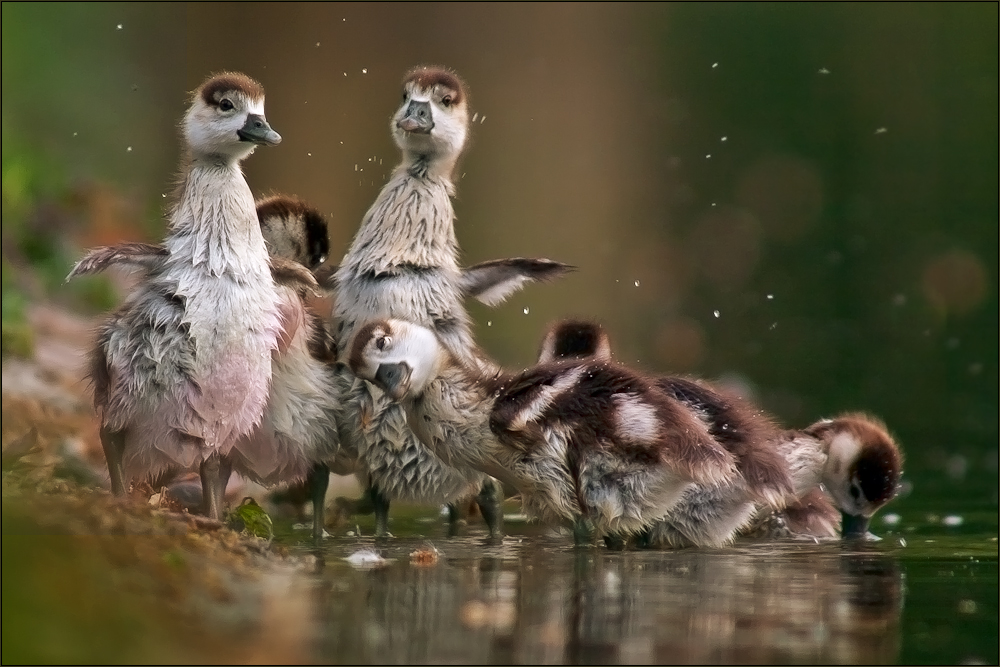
[281,506,998,665]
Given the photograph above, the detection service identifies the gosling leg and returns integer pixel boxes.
[200,453,223,520]
[99,425,127,496]
[308,462,330,542]
[572,517,594,546]
[371,485,391,538]
[475,477,505,539]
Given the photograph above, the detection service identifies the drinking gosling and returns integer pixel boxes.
[746,413,903,539]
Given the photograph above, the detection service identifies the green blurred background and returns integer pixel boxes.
[3,2,997,506]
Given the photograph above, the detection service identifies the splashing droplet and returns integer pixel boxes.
[523,307,530,315]
[766,294,774,300]
[362,68,368,74]
[126,146,133,152]
[634,280,640,287]
[721,136,728,142]
[712,62,719,68]
[116,23,123,30]
[713,310,720,318]
[487,321,492,327]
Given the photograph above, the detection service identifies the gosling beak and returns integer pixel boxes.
[238,114,282,145]
[374,362,412,401]
[397,100,434,134]
[841,511,872,539]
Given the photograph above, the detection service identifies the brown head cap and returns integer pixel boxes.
[198,72,266,107]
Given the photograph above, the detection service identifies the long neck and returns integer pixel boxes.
[165,157,272,280]
[402,150,459,183]
[338,165,459,276]
[403,363,507,477]
[774,431,827,500]
[160,155,281,363]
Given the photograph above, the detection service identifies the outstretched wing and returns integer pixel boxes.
[66,243,168,281]
[460,258,574,307]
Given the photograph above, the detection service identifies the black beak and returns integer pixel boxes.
[397,100,434,134]
[841,511,872,539]
[375,362,412,401]
[238,114,282,145]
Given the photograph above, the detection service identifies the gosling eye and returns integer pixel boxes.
[375,336,391,351]
[441,95,452,108]
[401,91,409,104]
[219,98,235,112]
[849,484,861,501]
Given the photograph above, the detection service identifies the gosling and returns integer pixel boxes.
[332,66,568,537]
[347,318,738,545]
[78,72,283,520]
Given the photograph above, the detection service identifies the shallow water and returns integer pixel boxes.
[285,506,998,665]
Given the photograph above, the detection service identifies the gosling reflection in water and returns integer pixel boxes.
[315,543,902,664]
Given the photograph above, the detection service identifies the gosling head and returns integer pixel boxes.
[804,412,903,538]
[348,319,443,401]
[184,72,281,161]
[392,66,469,173]
[256,195,330,271]
[537,319,612,364]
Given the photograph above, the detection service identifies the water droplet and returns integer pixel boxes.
[161,194,166,198]
[875,127,888,134]
[72,132,78,137]
[315,42,321,47]
[957,599,977,614]
[713,310,720,318]
[343,72,348,77]
[769,322,777,330]
[116,23,123,30]
[711,202,717,207]
[481,116,486,124]
[487,321,492,327]
[819,67,831,75]
[362,68,368,74]
[766,294,774,300]
[126,146,132,152]
[943,514,964,527]
[712,62,719,68]
[523,307,529,315]
[354,164,358,171]
[705,154,712,159]
[892,294,907,306]
[472,113,478,123]
[720,136,728,142]
[882,513,901,525]
[634,280,640,287]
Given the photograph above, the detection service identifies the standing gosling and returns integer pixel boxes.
[347,319,738,544]
[80,73,283,520]
[333,66,568,537]
[536,319,791,548]
[70,195,341,538]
